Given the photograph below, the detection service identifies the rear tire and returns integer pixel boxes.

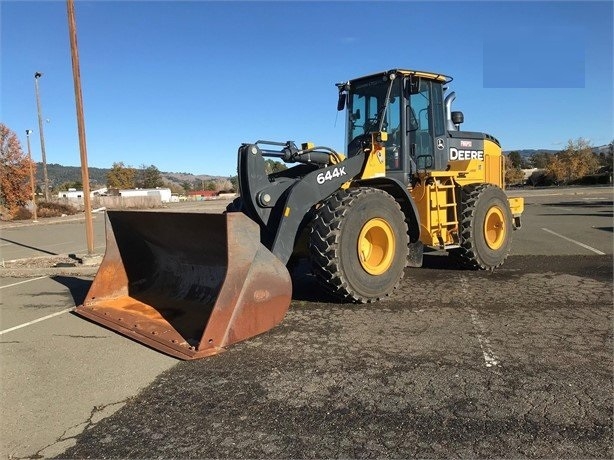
[450,184,513,269]
[309,187,409,303]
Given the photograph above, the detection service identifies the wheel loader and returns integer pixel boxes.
[76,69,524,359]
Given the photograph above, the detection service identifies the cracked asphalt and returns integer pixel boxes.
[2,187,612,459]
[56,254,613,459]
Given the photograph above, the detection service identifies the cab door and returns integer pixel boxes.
[407,78,447,173]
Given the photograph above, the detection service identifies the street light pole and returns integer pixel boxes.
[34,71,50,201]
[25,129,38,222]
[67,0,94,255]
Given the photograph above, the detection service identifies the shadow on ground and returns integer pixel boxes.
[51,276,92,306]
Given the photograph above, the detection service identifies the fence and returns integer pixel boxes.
[58,195,164,210]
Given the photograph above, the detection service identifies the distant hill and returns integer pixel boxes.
[503,145,610,157]
[34,163,227,189]
[35,143,611,188]
[503,149,558,157]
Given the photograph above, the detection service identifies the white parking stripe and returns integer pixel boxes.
[0,307,75,336]
[0,276,48,289]
[542,228,606,255]
[467,307,500,368]
[459,275,501,369]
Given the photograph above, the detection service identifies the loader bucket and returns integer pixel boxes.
[75,211,292,360]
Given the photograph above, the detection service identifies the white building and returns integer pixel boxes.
[58,187,108,199]
[111,188,172,203]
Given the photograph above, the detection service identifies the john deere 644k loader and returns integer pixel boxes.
[76,69,524,359]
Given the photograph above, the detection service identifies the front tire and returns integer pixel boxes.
[451,184,513,269]
[309,187,409,303]
[224,196,243,213]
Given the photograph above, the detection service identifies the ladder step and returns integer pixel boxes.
[435,221,459,226]
[431,203,457,208]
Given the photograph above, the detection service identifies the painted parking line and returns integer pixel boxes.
[0,307,75,336]
[459,275,501,370]
[0,276,48,289]
[467,307,500,368]
[542,228,606,255]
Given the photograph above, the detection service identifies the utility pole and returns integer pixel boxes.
[67,0,94,255]
[25,130,38,222]
[34,71,50,201]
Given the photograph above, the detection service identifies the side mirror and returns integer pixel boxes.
[351,108,361,121]
[406,76,421,95]
[337,93,347,111]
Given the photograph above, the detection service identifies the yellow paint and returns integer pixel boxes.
[357,218,395,275]
[284,207,290,217]
[444,140,503,188]
[360,132,386,180]
[442,160,484,185]
[409,175,459,248]
[394,69,451,82]
[484,140,504,188]
[301,142,315,150]
[508,197,524,216]
[351,69,451,84]
[484,206,506,249]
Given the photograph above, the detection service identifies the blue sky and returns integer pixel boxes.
[1,1,612,177]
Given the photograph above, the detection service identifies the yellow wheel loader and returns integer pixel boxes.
[76,69,524,359]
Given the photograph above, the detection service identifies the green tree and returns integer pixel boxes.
[0,123,32,217]
[107,162,136,189]
[507,151,523,169]
[529,151,552,169]
[229,175,238,192]
[599,141,613,170]
[264,159,287,174]
[192,179,203,190]
[57,181,83,191]
[181,180,192,192]
[138,164,164,188]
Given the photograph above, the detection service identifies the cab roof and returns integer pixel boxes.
[349,68,453,84]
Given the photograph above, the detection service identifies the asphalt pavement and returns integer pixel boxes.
[59,254,613,459]
[0,187,612,459]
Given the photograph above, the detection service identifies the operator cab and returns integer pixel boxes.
[337,69,455,186]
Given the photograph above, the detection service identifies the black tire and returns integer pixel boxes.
[450,184,513,270]
[309,187,409,303]
[224,196,243,213]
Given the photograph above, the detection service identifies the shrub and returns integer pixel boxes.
[37,201,79,218]
[13,207,33,220]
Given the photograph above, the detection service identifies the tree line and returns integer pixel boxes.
[505,138,613,186]
[2,122,611,220]
[106,162,165,189]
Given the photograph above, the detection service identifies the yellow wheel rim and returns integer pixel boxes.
[357,218,395,275]
[484,206,506,250]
